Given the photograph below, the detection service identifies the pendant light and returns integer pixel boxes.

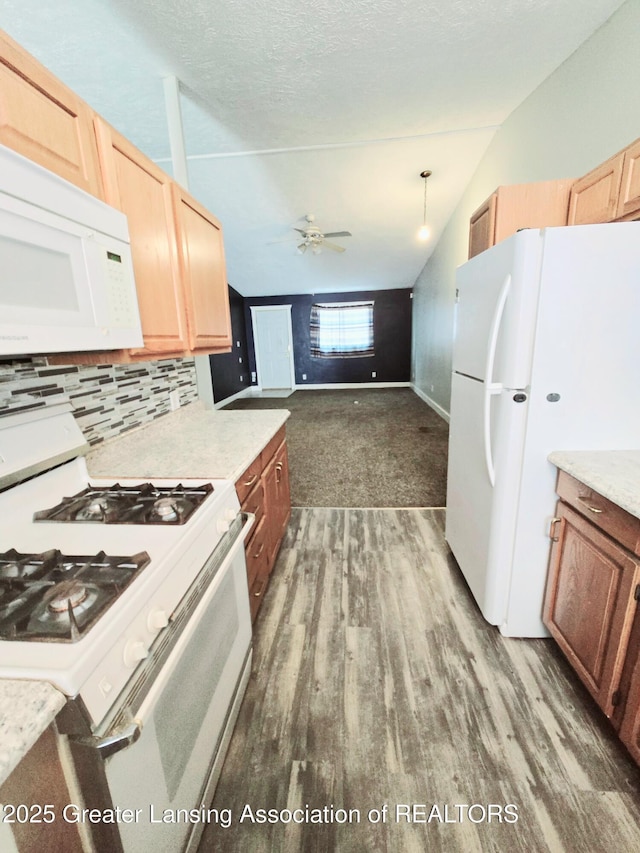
[418,170,432,241]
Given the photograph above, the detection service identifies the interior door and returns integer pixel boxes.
[251,306,294,390]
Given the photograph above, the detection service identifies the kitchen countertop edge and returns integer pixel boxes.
[86,401,291,482]
[0,680,66,787]
[549,449,640,520]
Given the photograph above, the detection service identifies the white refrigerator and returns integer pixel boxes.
[445,222,640,638]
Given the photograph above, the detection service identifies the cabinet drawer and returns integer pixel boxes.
[242,480,265,525]
[261,426,286,468]
[556,471,640,556]
[235,456,263,504]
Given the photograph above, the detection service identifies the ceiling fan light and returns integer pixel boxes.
[312,245,322,255]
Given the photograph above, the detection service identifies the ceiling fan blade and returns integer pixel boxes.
[322,230,352,238]
[323,241,346,253]
[293,228,308,235]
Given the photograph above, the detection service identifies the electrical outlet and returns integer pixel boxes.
[251,372,256,382]
[169,390,180,411]
[371,371,376,378]
[236,341,241,347]
[240,375,244,383]
[430,384,434,393]
[238,356,243,363]
[302,373,307,380]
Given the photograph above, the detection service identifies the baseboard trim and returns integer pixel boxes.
[411,383,450,423]
[294,382,411,391]
[214,386,253,409]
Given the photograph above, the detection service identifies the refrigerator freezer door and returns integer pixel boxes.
[453,230,543,388]
[445,372,529,627]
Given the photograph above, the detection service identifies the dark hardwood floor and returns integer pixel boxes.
[199,508,640,852]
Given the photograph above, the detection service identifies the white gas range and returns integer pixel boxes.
[0,400,253,853]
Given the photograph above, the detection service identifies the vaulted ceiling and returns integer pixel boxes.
[0,0,627,296]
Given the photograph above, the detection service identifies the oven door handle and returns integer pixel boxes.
[71,720,142,759]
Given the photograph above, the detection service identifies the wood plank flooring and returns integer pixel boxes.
[199,509,640,852]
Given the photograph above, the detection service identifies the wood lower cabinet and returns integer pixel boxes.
[0,28,102,198]
[468,179,573,259]
[236,427,291,621]
[544,470,640,763]
[0,723,84,852]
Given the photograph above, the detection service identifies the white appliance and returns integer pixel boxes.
[445,222,640,638]
[0,402,253,852]
[0,144,142,355]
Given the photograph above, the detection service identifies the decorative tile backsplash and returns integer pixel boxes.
[0,357,198,445]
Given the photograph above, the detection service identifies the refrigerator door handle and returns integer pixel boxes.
[483,274,511,486]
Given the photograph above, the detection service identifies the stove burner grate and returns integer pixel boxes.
[0,549,150,642]
[33,482,213,525]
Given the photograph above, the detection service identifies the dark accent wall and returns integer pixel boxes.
[244,289,412,386]
[209,286,250,403]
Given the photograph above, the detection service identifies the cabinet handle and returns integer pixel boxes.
[243,473,258,488]
[577,495,604,514]
[253,543,265,559]
[253,579,266,598]
[549,517,562,542]
[275,462,283,483]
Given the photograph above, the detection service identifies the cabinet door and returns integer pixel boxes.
[0,29,102,197]
[264,440,291,566]
[567,153,624,225]
[94,118,188,356]
[543,502,640,717]
[172,186,232,352]
[619,640,640,763]
[616,138,640,221]
[468,193,496,259]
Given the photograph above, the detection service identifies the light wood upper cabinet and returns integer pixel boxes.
[567,152,624,225]
[567,137,640,226]
[0,28,102,198]
[171,185,232,352]
[94,117,189,358]
[616,138,640,221]
[468,179,573,259]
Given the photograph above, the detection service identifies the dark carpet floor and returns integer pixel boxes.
[225,388,449,507]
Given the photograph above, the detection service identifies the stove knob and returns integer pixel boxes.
[123,639,148,668]
[147,609,169,632]
[216,517,230,534]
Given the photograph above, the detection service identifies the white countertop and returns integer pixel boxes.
[549,450,640,520]
[0,681,66,786]
[86,400,290,482]
[1,400,289,786]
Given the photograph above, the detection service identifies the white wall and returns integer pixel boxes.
[412,0,640,417]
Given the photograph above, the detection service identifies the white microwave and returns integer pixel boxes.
[0,144,143,356]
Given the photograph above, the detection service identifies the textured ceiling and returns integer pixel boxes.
[0,0,627,296]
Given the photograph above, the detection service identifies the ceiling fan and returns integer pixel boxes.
[272,214,352,254]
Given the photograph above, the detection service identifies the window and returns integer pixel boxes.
[310,301,374,358]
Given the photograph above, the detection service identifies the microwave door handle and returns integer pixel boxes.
[483,274,511,487]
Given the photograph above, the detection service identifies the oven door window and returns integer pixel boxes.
[102,545,251,852]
